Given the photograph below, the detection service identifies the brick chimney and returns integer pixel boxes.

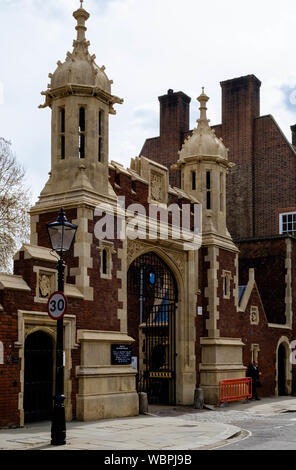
[291,124,296,148]
[159,90,191,187]
[221,75,261,164]
[220,75,261,239]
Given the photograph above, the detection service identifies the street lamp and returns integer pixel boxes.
[47,207,77,446]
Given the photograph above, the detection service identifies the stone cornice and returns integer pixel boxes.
[30,189,118,215]
[201,232,239,253]
[172,154,235,170]
[40,84,123,114]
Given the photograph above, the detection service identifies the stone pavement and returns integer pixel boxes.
[0,414,240,451]
[2,396,296,451]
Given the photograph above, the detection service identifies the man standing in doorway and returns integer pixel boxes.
[247,361,262,400]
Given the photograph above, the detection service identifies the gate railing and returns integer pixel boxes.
[219,377,252,403]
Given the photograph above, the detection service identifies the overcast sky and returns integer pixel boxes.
[1,0,296,203]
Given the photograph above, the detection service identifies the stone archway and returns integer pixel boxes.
[16,310,78,427]
[127,251,178,405]
[126,242,197,406]
[276,337,292,396]
[278,344,286,395]
[24,330,54,423]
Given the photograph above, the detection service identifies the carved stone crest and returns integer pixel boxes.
[250,306,259,325]
[150,172,163,202]
[39,274,52,298]
[127,240,147,267]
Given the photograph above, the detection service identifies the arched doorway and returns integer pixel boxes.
[24,331,54,423]
[278,343,287,396]
[127,252,178,405]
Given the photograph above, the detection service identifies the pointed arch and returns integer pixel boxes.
[127,244,185,298]
[276,336,292,396]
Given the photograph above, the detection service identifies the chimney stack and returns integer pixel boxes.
[291,125,296,148]
[158,90,191,187]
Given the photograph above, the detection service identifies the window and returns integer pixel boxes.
[102,249,108,275]
[192,171,196,191]
[60,108,65,159]
[0,341,3,365]
[79,107,86,158]
[279,212,296,235]
[206,171,211,210]
[98,241,115,279]
[220,172,224,212]
[222,270,232,299]
[98,110,103,162]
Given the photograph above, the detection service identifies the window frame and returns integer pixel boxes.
[222,270,232,299]
[98,110,103,162]
[98,241,115,280]
[79,106,86,159]
[59,107,66,159]
[191,170,196,191]
[206,171,211,210]
[279,212,296,235]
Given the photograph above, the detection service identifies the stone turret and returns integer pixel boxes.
[172,89,235,244]
[35,0,123,208]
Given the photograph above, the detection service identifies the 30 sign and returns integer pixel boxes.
[47,291,67,320]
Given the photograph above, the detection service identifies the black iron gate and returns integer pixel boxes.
[128,252,177,405]
[24,331,54,423]
[143,302,176,404]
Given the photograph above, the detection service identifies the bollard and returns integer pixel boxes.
[194,388,204,409]
[139,392,148,414]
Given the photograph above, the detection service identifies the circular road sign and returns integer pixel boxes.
[47,291,67,320]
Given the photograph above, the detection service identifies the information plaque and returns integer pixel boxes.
[111,344,132,365]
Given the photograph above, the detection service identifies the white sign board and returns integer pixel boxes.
[131,356,138,371]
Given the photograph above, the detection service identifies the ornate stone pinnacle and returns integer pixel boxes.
[73,0,90,44]
[197,87,210,128]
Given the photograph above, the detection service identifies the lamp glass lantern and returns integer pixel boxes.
[47,208,78,253]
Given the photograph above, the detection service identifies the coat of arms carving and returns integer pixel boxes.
[151,172,163,202]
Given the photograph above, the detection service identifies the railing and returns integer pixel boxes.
[219,377,252,403]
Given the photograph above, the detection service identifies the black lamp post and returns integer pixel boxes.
[47,208,77,446]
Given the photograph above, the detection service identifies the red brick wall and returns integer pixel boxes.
[220,75,261,239]
[216,248,238,338]
[254,115,296,237]
[239,287,292,398]
[0,290,21,428]
[238,238,287,325]
[140,137,160,162]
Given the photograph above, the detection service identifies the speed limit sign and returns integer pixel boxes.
[47,291,67,320]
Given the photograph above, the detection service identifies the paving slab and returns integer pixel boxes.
[0,414,241,451]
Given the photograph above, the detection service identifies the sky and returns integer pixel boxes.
[0,0,296,204]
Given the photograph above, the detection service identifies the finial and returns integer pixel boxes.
[197,87,210,129]
[73,0,90,43]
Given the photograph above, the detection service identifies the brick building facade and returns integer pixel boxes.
[0,3,295,428]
